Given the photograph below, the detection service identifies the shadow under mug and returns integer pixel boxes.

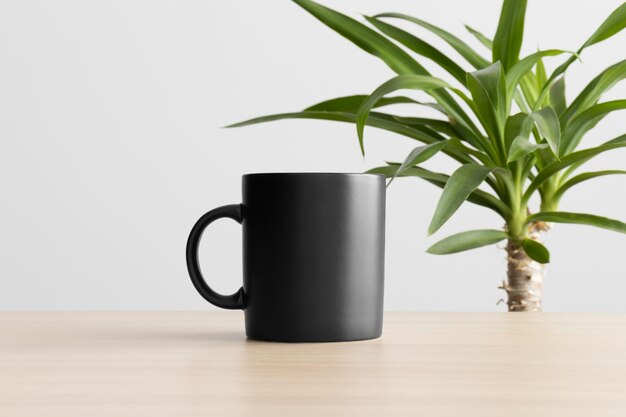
[186,173,385,342]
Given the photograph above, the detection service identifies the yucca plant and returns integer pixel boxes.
[230,0,626,311]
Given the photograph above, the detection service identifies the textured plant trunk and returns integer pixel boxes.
[501,222,550,312]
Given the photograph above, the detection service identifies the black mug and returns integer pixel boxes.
[186,173,385,342]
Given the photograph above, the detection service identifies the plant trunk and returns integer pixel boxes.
[501,223,549,312]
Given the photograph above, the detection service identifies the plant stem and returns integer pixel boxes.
[501,222,549,312]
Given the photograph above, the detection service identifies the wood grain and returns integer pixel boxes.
[1,312,626,416]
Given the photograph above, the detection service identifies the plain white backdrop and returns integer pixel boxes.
[1,0,625,311]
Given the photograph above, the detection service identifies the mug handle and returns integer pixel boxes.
[185,204,245,310]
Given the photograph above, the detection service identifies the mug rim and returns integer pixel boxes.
[242,172,384,178]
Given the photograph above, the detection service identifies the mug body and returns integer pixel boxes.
[241,173,385,342]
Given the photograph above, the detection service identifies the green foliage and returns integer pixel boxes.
[390,141,450,185]
[521,239,550,264]
[355,74,450,154]
[526,212,626,234]
[464,25,493,50]
[427,229,509,254]
[428,165,492,235]
[492,0,527,71]
[232,0,626,255]
[530,107,560,156]
[507,136,548,163]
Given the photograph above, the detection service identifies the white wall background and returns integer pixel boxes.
[1,0,625,311]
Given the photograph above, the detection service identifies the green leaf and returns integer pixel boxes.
[470,63,507,117]
[505,50,568,103]
[356,74,450,154]
[305,95,420,112]
[536,57,547,90]
[504,113,533,147]
[535,56,576,111]
[428,165,493,235]
[467,62,507,144]
[530,107,561,156]
[385,115,455,136]
[562,59,626,123]
[508,136,548,163]
[293,0,423,75]
[293,0,482,145]
[427,229,509,254]
[442,88,494,152]
[366,16,468,86]
[367,165,508,217]
[555,170,626,199]
[225,110,360,128]
[583,3,626,48]
[521,239,550,263]
[550,77,567,116]
[390,140,449,185]
[534,3,626,110]
[526,211,626,234]
[523,135,626,202]
[519,72,539,106]
[465,25,493,49]
[513,88,531,113]
[561,99,626,154]
[492,0,528,71]
[375,13,489,69]
[227,110,482,165]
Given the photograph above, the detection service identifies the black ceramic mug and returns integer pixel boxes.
[186,173,385,342]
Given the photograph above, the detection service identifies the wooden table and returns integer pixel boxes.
[1,312,626,416]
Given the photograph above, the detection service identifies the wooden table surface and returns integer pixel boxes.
[1,312,626,416]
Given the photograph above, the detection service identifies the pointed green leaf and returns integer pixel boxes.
[535,55,577,111]
[427,229,509,254]
[521,239,550,264]
[508,136,549,163]
[385,115,456,136]
[492,0,528,71]
[428,165,493,235]
[555,170,626,199]
[536,57,547,90]
[526,211,626,234]
[467,62,507,142]
[293,0,423,75]
[227,110,481,164]
[513,88,531,113]
[225,111,350,128]
[470,62,507,114]
[562,59,626,123]
[550,76,567,116]
[535,3,626,110]
[504,112,534,149]
[505,50,568,102]
[390,140,449,184]
[356,74,450,154]
[519,72,539,105]
[291,1,482,145]
[305,95,420,112]
[464,25,493,49]
[366,16,468,86]
[561,99,626,154]
[375,13,489,69]
[530,107,561,156]
[367,164,442,180]
[367,165,508,217]
[584,3,626,47]
[523,135,626,202]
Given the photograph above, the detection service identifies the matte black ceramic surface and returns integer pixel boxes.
[186,173,385,342]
